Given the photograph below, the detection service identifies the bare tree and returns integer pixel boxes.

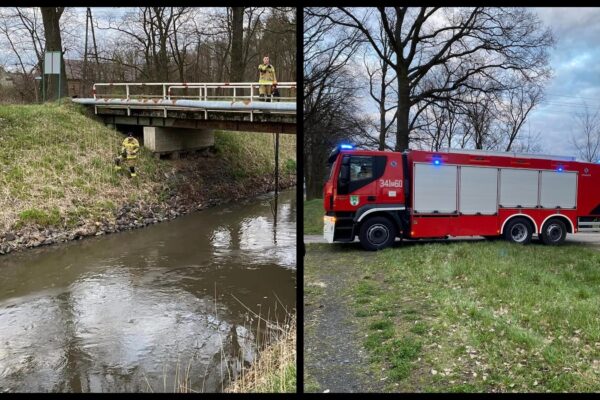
[311,7,554,152]
[570,103,600,162]
[168,8,195,82]
[100,7,191,81]
[0,8,46,102]
[363,27,397,151]
[304,8,364,200]
[463,91,499,150]
[511,122,543,154]
[497,82,544,151]
[415,101,462,151]
[255,8,295,81]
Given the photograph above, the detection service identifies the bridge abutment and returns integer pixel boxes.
[143,127,215,153]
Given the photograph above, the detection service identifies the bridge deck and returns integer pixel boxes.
[73,82,296,134]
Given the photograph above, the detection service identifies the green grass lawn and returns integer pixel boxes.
[306,240,600,392]
[304,199,324,235]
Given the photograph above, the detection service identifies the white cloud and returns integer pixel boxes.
[526,8,600,157]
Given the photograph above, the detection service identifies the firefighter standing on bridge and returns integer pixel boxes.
[258,56,277,102]
[114,132,140,177]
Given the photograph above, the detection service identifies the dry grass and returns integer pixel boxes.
[214,131,297,180]
[225,313,297,393]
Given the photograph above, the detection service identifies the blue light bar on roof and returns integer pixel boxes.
[340,144,354,150]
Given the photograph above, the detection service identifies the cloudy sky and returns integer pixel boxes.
[528,7,600,157]
[341,7,600,159]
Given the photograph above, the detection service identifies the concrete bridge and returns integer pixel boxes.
[73,82,296,154]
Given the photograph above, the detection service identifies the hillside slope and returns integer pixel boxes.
[0,102,295,253]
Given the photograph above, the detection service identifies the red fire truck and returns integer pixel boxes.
[323,145,600,250]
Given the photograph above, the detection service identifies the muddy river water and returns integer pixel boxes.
[0,190,296,392]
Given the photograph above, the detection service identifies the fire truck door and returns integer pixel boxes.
[336,155,380,209]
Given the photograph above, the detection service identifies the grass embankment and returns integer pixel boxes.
[303,198,324,235]
[0,102,164,230]
[226,315,297,393]
[306,240,600,392]
[0,102,295,244]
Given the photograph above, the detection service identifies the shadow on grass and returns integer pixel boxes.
[309,235,593,254]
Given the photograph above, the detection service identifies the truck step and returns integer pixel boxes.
[578,218,600,232]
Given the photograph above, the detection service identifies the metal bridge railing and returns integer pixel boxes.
[92,82,297,103]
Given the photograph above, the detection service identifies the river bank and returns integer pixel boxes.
[0,102,296,255]
[0,189,296,393]
[226,315,296,393]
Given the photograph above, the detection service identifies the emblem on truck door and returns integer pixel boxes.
[350,195,360,206]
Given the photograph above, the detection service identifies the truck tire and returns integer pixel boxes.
[503,218,533,245]
[359,216,397,251]
[540,218,567,246]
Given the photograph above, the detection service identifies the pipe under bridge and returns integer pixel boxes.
[73,81,296,155]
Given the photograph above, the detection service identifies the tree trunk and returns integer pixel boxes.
[159,37,169,81]
[378,63,387,151]
[40,7,68,101]
[230,7,245,82]
[305,149,325,200]
[395,65,410,151]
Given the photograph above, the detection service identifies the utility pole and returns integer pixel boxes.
[81,8,89,97]
[82,8,100,97]
[272,132,280,244]
[275,132,280,198]
[89,8,100,80]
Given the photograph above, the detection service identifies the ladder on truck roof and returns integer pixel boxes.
[435,148,576,162]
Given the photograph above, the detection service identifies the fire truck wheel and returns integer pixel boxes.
[540,219,567,245]
[359,216,397,251]
[503,218,533,245]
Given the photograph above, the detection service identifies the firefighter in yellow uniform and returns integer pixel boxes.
[258,56,277,102]
[114,132,140,177]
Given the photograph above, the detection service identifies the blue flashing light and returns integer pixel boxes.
[340,144,354,150]
[432,157,441,165]
[557,166,563,172]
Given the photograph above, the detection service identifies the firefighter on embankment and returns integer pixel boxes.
[258,55,277,102]
[114,132,140,177]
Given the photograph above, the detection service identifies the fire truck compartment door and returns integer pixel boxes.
[459,166,498,215]
[500,168,538,208]
[414,163,458,213]
[540,170,577,209]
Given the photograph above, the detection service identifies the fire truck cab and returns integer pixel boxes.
[323,146,600,251]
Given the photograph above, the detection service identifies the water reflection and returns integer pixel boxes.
[0,190,296,392]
